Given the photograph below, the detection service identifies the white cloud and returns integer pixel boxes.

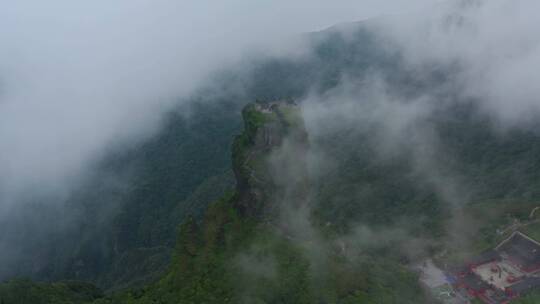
[0,0,433,206]
[372,0,540,126]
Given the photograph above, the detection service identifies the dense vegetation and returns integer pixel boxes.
[0,22,392,290]
[0,99,242,289]
[86,104,426,303]
[4,19,540,304]
[0,280,102,304]
[91,198,426,304]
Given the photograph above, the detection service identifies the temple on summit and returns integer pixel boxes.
[455,232,540,303]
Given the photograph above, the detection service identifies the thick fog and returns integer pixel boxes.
[372,0,540,126]
[0,0,432,210]
[297,0,540,255]
[303,0,540,204]
[234,3,540,294]
[2,0,539,295]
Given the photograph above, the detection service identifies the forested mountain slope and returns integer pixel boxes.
[4,16,540,303]
[0,22,390,289]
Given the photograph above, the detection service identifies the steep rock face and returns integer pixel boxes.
[232,101,309,220]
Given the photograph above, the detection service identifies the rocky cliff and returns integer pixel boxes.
[232,101,309,220]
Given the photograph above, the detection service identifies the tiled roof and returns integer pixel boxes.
[508,277,540,294]
[497,232,540,272]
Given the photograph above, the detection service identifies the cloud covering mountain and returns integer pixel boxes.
[0,0,432,209]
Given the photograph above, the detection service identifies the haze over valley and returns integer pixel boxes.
[2,1,540,303]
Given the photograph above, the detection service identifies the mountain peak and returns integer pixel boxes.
[232,100,308,219]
